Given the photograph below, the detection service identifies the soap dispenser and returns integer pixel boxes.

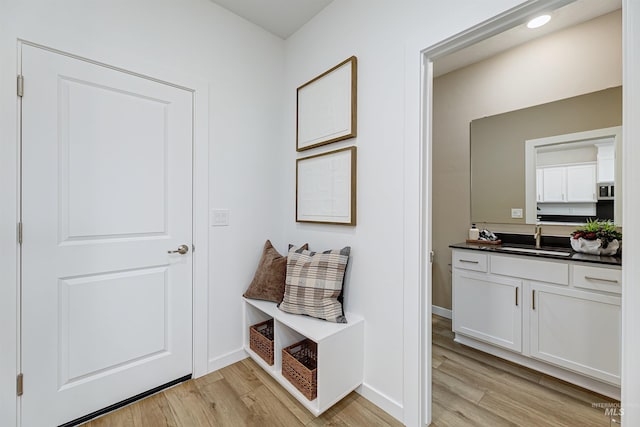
[468,224,479,240]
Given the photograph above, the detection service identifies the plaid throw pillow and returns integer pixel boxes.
[279,247,350,323]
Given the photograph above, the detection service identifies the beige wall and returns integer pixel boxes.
[432,10,622,310]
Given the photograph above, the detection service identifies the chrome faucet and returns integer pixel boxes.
[534,223,542,249]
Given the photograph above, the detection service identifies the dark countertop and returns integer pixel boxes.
[449,242,622,267]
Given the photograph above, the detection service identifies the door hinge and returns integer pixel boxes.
[17,75,24,97]
[17,373,23,396]
[429,251,435,263]
[18,222,23,245]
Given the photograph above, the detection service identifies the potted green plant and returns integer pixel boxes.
[571,219,621,256]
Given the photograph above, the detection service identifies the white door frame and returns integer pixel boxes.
[9,40,210,425]
[403,0,640,425]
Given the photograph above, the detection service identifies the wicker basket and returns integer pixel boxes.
[249,319,274,365]
[282,339,318,400]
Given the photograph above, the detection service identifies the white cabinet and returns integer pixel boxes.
[541,166,566,202]
[536,169,544,202]
[537,163,597,203]
[490,254,568,285]
[596,142,615,183]
[243,298,364,416]
[566,164,597,202]
[452,249,621,396]
[452,250,488,272]
[572,264,622,294]
[453,268,522,352]
[529,282,620,385]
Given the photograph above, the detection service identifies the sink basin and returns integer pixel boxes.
[499,247,572,257]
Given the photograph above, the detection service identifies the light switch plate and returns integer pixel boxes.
[511,208,523,219]
[211,209,229,226]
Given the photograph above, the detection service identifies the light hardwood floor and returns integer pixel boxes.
[82,356,401,427]
[431,315,618,426]
[83,315,618,426]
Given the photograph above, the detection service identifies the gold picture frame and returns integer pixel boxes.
[296,57,357,151]
[296,146,357,225]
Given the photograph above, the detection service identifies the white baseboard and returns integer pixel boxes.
[356,382,403,423]
[432,305,452,319]
[207,348,248,374]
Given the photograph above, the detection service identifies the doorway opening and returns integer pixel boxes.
[405,0,637,425]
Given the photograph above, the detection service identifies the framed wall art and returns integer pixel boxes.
[296,56,357,151]
[296,146,356,225]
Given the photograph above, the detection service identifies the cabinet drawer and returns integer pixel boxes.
[452,250,487,272]
[490,254,568,285]
[572,265,621,295]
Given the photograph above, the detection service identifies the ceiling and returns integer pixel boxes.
[208,0,620,70]
[434,0,622,77]
[209,0,334,39]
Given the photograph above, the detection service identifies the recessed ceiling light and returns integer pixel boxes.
[527,14,551,29]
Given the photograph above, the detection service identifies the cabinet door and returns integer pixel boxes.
[530,282,620,385]
[541,167,565,202]
[597,144,615,183]
[566,164,596,202]
[453,270,522,352]
[536,169,544,202]
[597,158,615,183]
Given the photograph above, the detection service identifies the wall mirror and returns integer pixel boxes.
[470,86,622,226]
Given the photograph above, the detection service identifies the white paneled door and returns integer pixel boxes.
[20,45,193,426]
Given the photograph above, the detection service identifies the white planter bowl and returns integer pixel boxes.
[570,237,620,256]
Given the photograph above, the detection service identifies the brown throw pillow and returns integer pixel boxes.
[243,240,308,303]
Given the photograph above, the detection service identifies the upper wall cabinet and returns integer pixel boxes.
[596,142,615,183]
[540,166,565,202]
[566,164,597,202]
[538,163,596,203]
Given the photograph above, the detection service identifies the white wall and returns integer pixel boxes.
[282,0,524,419]
[0,0,284,424]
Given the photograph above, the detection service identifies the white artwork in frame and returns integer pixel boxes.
[296,146,357,225]
[296,56,357,151]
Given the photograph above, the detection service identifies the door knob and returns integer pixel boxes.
[168,244,189,255]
